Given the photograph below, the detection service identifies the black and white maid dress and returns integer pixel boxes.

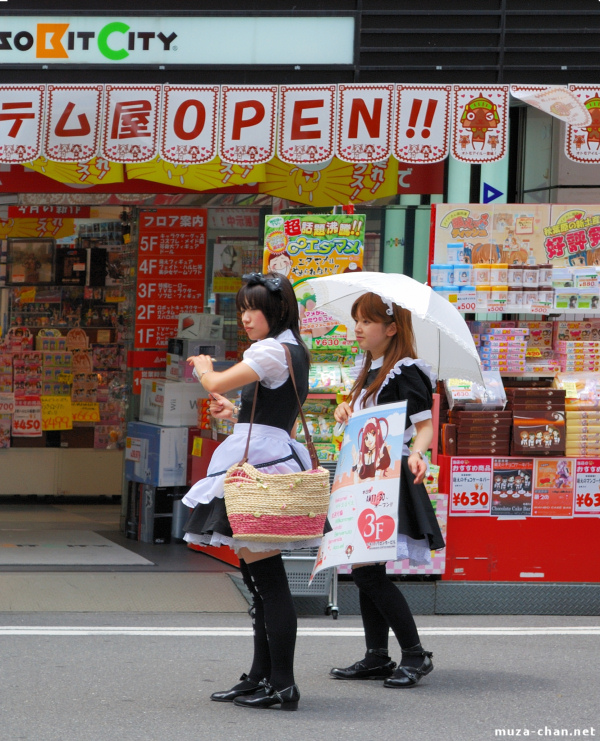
[351,354,445,566]
[183,329,321,554]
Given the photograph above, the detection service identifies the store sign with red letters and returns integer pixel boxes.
[3,82,600,167]
[336,84,394,164]
[134,207,207,352]
[277,85,336,165]
[395,84,451,164]
[219,85,277,165]
[44,84,103,162]
[0,85,45,163]
[102,84,161,163]
[450,457,493,515]
[160,85,219,164]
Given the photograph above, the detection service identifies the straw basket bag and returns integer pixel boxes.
[224,346,331,542]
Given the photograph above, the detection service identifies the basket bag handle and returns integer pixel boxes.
[240,344,319,470]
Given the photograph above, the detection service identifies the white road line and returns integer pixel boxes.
[0,627,598,637]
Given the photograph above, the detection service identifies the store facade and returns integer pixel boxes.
[1,1,599,603]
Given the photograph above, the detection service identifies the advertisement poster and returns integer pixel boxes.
[263,213,364,338]
[450,457,492,516]
[491,458,534,516]
[532,458,575,517]
[211,238,244,294]
[312,401,406,578]
[431,203,600,267]
[573,459,600,517]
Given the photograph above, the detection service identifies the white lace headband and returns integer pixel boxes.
[380,296,394,316]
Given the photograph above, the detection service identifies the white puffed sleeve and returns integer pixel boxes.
[242,338,291,389]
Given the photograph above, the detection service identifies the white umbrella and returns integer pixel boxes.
[301,271,484,385]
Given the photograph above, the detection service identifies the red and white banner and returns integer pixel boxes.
[510,85,591,126]
[219,86,277,165]
[102,85,161,163]
[161,85,219,164]
[44,84,103,163]
[565,86,600,164]
[336,84,394,163]
[395,84,451,164]
[277,85,336,165]
[451,85,509,163]
[0,85,45,163]
[5,82,600,168]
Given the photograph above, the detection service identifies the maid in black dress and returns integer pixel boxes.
[330,291,445,688]
[184,273,316,711]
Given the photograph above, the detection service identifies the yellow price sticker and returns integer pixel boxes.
[192,437,203,457]
[526,347,542,358]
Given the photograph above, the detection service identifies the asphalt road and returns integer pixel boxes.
[0,613,598,741]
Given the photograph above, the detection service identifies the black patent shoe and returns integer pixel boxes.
[383,647,433,688]
[330,649,396,680]
[210,673,262,703]
[233,681,300,711]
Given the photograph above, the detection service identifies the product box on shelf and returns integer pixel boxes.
[187,428,222,486]
[139,377,206,427]
[125,421,189,487]
[177,313,224,340]
[138,484,183,544]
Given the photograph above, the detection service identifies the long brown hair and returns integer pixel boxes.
[349,292,416,408]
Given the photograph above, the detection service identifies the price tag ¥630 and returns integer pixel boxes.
[450,457,493,516]
[574,459,600,517]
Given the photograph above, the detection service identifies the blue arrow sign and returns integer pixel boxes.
[483,183,504,204]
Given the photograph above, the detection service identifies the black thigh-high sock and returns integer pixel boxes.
[357,587,391,666]
[239,560,271,684]
[245,554,297,690]
[352,564,421,664]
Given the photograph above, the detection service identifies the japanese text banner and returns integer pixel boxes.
[0,85,45,164]
[102,85,161,163]
[44,84,103,163]
[336,84,394,164]
[161,85,219,164]
[219,85,277,165]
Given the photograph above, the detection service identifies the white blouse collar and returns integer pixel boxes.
[274,329,297,344]
[370,356,384,370]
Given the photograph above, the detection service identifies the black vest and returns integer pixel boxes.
[238,342,309,434]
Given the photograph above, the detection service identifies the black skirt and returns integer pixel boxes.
[399,457,445,551]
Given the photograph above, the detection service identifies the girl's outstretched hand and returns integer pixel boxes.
[408,452,427,485]
[334,402,352,424]
[208,392,235,420]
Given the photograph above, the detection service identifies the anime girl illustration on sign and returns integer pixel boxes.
[352,416,392,481]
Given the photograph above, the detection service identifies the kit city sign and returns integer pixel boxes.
[0,16,355,66]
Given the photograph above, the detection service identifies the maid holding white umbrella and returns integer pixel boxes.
[302,273,483,689]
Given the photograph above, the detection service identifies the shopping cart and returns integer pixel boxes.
[281,548,339,619]
[281,461,339,619]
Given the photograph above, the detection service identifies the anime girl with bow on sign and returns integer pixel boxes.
[351,416,391,481]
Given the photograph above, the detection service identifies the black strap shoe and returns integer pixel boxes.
[330,649,396,680]
[210,673,262,702]
[233,681,300,711]
[383,648,433,688]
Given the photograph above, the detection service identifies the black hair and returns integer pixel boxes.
[236,272,310,364]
